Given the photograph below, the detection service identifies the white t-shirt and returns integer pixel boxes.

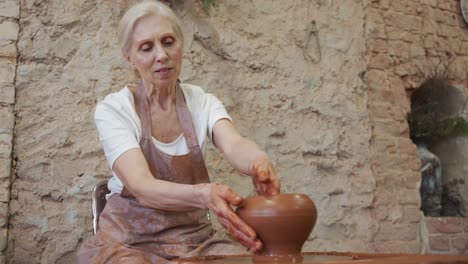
[94,83,232,195]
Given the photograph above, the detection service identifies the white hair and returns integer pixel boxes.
[118,0,184,57]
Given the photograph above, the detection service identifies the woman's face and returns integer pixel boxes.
[127,15,183,88]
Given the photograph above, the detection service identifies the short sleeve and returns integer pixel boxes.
[206,93,232,142]
[94,102,140,169]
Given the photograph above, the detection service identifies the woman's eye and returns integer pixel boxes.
[141,45,153,52]
[163,38,174,46]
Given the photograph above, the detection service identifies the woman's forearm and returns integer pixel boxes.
[212,119,280,197]
[222,136,268,176]
[135,178,210,211]
[212,119,270,177]
[113,148,210,211]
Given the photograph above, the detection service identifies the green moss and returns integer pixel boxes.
[200,0,217,14]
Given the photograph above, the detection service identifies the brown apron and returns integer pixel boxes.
[77,83,245,263]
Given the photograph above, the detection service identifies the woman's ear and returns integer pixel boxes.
[126,55,136,69]
[124,51,132,64]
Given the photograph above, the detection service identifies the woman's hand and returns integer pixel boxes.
[197,183,262,253]
[250,154,281,197]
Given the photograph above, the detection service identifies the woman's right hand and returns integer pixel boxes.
[197,182,262,253]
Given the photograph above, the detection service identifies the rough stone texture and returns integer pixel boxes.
[0,0,18,262]
[3,0,468,263]
[8,0,373,262]
[366,0,468,255]
[0,202,7,229]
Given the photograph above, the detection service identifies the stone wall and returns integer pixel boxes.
[0,0,19,263]
[366,0,468,254]
[1,0,467,263]
[7,0,374,262]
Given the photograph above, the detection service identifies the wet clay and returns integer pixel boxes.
[235,193,317,261]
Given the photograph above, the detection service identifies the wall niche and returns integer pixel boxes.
[408,77,468,217]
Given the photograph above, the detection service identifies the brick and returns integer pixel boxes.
[0,83,15,104]
[0,39,17,58]
[368,39,388,53]
[452,234,468,250]
[398,189,420,206]
[375,240,421,253]
[437,24,461,38]
[450,56,467,82]
[0,21,18,41]
[447,38,463,55]
[403,205,423,223]
[0,0,20,18]
[437,0,457,12]
[389,1,409,14]
[405,171,422,189]
[387,40,409,59]
[0,229,6,252]
[398,138,418,158]
[386,26,422,42]
[0,202,7,228]
[409,44,425,58]
[373,119,400,137]
[0,106,14,130]
[423,34,437,49]
[421,0,437,7]
[0,159,10,179]
[371,86,400,106]
[366,8,387,39]
[369,52,393,70]
[374,204,390,221]
[422,19,438,36]
[425,218,463,234]
[0,181,9,202]
[403,2,420,16]
[369,106,396,122]
[429,235,450,251]
[394,62,420,77]
[385,13,423,32]
[0,60,16,85]
[367,69,389,89]
[442,11,460,27]
[0,133,12,159]
[375,221,418,242]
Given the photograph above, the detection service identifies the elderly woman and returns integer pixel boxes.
[77,1,280,263]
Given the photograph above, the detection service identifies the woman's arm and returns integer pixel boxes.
[212,119,281,196]
[112,148,262,252]
[112,148,204,211]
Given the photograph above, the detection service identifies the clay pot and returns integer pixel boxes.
[236,193,317,262]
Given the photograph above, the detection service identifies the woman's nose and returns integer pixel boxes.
[155,46,168,62]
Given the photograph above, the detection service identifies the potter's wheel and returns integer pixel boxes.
[174,252,468,264]
[175,252,359,264]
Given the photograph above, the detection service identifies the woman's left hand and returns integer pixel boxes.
[250,154,281,197]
